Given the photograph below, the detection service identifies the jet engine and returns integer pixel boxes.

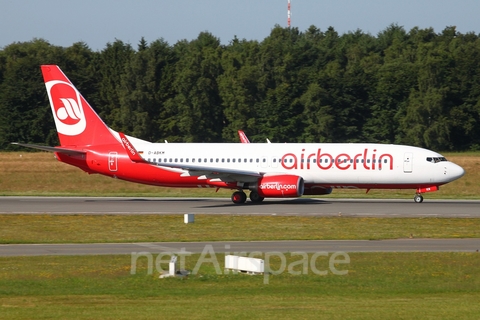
[254,175,304,198]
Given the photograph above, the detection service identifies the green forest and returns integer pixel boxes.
[1,24,479,151]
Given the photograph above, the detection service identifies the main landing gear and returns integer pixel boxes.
[231,191,247,204]
[414,194,424,203]
[231,191,265,204]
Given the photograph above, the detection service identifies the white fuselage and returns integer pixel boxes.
[133,142,464,188]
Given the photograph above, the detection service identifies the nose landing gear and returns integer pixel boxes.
[413,186,439,203]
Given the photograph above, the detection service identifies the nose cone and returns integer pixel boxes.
[449,163,465,181]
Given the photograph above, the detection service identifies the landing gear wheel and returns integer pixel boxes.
[414,194,424,203]
[249,191,265,203]
[231,191,247,204]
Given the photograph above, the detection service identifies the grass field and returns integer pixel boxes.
[1,151,479,198]
[1,253,479,319]
[1,151,479,318]
[1,215,480,244]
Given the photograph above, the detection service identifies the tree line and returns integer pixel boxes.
[1,24,480,151]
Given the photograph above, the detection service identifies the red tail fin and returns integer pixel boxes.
[41,65,118,147]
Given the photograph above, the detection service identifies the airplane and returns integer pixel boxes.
[13,65,465,204]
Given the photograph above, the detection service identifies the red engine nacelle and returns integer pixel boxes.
[255,175,304,198]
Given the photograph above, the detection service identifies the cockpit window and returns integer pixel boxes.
[426,157,447,163]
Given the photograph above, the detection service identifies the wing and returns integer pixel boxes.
[155,161,262,183]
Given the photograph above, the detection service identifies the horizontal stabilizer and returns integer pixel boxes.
[11,142,86,155]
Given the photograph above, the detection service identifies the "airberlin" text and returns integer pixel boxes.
[259,183,298,191]
[121,137,137,157]
[281,148,393,171]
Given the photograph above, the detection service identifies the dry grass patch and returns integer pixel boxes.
[0,152,231,196]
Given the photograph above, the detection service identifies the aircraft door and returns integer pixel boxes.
[403,152,413,173]
[108,152,118,172]
[271,156,279,168]
[261,156,268,168]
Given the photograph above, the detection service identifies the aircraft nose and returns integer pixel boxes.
[449,163,465,180]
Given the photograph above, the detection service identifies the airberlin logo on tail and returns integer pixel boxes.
[121,137,137,157]
[45,80,86,136]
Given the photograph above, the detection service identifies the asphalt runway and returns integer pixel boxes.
[1,197,479,256]
[1,239,480,257]
[1,196,480,217]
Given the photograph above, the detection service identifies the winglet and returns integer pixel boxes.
[119,132,146,162]
[238,130,250,143]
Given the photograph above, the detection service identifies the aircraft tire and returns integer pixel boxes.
[249,191,265,203]
[414,194,424,203]
[231,191,247,204]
